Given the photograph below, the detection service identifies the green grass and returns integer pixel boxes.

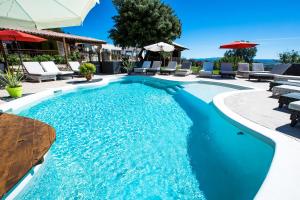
[213,70,220,75]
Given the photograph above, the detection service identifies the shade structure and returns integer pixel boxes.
[220,41,258,49]
[0,0,99,30]
[144,42,175,52]
[0,30,46,70]
[0,30,46,42]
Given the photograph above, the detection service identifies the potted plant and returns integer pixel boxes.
[121,56,134,74]
[0,69,23,98]
[79,63,96,81]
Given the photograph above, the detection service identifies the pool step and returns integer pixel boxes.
[165,85,183,95]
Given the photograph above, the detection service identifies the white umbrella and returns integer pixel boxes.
[144,42,175,52]
[0,0,99,30]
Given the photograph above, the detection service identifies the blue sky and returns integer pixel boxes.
[64,0,300,59]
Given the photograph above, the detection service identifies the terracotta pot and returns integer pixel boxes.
[85,74,93,81]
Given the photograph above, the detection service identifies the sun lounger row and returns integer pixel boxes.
[271,82,300,127]
[133,61,192,76]
[22,61,81,82]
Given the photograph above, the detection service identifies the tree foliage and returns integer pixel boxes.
[224,47,257,63]
[279,50,300,64]
[109,0,182,48]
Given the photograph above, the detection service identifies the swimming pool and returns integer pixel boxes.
[13,76,274,200]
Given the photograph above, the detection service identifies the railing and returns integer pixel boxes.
[7,49,59,56]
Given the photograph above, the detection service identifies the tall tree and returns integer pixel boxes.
[224,47,257,63]
[109,0,182,50]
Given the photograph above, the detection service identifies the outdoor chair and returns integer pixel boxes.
[41,61,74,78]
[160,61,177,75]
[272,84,300,97]
[175,61,192,76]
[249,64,291,81]
[68,61,81,73]
[278,92,300,108]
[134,61,151,73]
[220,63,236,78]
[237,63,250,78]
[22,62,57,82]
[146,61,161,74]
[199,62,213,77]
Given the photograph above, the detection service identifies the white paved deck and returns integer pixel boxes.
[1,74,299,139]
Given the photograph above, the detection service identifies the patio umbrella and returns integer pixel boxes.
[144,42,175,52]
[0,30,46,70]
[144,42,175,66]
[0,0,99,30]
[220,41,258,49]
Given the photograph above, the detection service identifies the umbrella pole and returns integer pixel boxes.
[0,40,8,71]
[16,41,24,74]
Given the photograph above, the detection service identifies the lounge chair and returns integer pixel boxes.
[160,61,177,75]
[175,62,192,76]
[22,62,56,82]
[134,61,151,73]
[68,61,81,73]
[249,64,291,81]
[220,63,236,78]
[41,61,74,78]
[269,80,300,91]
[199,62,213,77]
[146,61,161,74]
[289,100,300,127]
[237,63,250,78]
[278,92,300,108]
[272,84,300,97]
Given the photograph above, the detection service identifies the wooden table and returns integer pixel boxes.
[0,113,56,198]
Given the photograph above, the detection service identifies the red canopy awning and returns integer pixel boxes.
[220,41,258,49]
[0,30,46,42]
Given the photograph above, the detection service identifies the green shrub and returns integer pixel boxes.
[191,66,200,74]
[279,50,300,64]
[70,51,81,61]
[32,54,54,62]
[0,68,23,88]
[216,56,245,71]
[79,63,96,76]
[53,55,65,64]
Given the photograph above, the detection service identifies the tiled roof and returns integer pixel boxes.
[0,27,106,45]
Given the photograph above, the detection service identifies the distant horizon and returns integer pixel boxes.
[64,0,300,60]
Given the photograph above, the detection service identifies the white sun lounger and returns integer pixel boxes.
[68,61,81,73]
[220,63,236,78]
[160,61,177,74]
[175,62,192,76]
[249,64,291,81]
[41,61,74,78]
[237,63,250,78]
[199,62,213,77]
[134,61,151,73]
[22,62,57,82]
[146,61,161,74]
[272,85,300,96]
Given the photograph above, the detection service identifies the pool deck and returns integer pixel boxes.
[0,74,299,140]
[0,113,56,198]
[1,74,300,199]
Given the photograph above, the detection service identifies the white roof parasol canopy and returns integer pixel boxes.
[144,42,175,52]
[0,0,99,30]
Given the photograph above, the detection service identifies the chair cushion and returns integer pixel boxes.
[289,100,300,111]
[40,61,60,74]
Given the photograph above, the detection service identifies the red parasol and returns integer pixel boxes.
[0,30,46,42]
[0,30,46,70]
[220,41,258,49]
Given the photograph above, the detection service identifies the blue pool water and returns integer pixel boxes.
[15,77,274,200]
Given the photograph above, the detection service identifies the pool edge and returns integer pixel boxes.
[213,89,300,200]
